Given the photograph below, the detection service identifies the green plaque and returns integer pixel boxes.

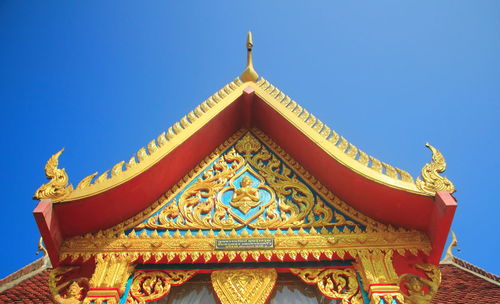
[215,238,274,250]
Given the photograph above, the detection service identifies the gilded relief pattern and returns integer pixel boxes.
[290,268,363,304]
[135,131,360,232]
[211,268,277,304]
[399,264,441,304]
[127,270,196,304]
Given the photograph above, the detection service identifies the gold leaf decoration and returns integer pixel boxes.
[399,264,441,304]
[290,268,362,303]
[129,270,196,304]
[416,143,455,195]
[33,148,74,202]
[211,268,277,304]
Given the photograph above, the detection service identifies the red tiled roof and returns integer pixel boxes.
[432,261,500,303]
[0,269,52,304]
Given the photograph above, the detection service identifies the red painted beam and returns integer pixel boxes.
[427,191,457,263]
[33,199,62,266]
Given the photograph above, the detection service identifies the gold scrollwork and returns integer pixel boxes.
[137,132,361,231]
[211,268,277,304]
[33,148,74,202]
[416,143,455,195]
[49,267,89,304]
[128,270,196,304]
[289,268,362,304]
[399,264,441,304]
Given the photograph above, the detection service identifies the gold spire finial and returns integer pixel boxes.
[416,143,455,195]
[240,31,259,82]
[445,230,458,257]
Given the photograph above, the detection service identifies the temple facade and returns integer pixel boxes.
[2,33,499,304]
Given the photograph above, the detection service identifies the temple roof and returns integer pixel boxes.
[32,33,456,266]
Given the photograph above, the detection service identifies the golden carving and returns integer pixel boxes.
[356,251,405,304]
[88,255,134,294]
[240,31,259,82]
[400,264,441,304]
[230,176,262,214]
[128,270,196,304]
[33,148,74,202]
[60,130,431,264]
[290,268,362,304]
[49,267,89,304]
[416,143,455,195]
[211,268,276,304]
[136,131,364,231]
[254,78,421,194]
[65,78,243,202]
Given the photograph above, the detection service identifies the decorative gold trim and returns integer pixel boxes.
[60,129,431,264]
[211,268,277,304]
[290,268,362,303]
[52,72,438,202]
[33,148,74,202]
[416,143,455,195]
[49,267,89,304]
[62,78,244,202]
[240,32,259,82]
[61,228,429,266]
[399,264,441,304]
[128,270,196,304]
[356,251,405,304]
[250,79,427,195]
[88,255,133,295]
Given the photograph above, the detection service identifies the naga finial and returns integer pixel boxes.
[416,143,455,195]
[33,148,74,202]
[239,31,259,82]
[36,236,48,256]
[445,230,458,258]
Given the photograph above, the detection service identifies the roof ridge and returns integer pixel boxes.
[0,256,51,293]
[441,255,500,286]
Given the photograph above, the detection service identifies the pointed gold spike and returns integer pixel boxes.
[240,31,259,82]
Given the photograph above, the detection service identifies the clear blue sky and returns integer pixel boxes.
[0,1,499,278]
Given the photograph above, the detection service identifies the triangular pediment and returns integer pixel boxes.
[126,129,378,234]
[60,129,430,264]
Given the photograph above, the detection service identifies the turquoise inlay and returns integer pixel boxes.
[357,272,370,304]
[118,273,134,304]
[126,132,367,235]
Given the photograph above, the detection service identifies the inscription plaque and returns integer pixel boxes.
[215,238,274,250]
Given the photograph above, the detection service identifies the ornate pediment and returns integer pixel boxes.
[60,129,430,265]
[130,129,373,234]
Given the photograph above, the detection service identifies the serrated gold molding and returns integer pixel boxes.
[33,148,74,203]
[43,73,444,202]
[59,129,431,264]
[416,143,455,195]
[211,269,277,304]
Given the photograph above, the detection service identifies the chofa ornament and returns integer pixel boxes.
[33,148,74,202]
[416,143,455,195]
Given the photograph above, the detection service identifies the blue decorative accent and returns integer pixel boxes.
[127,132,367,236]
[118,273,134,304]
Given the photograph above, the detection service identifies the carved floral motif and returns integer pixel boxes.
[290,268,362,303]
[211,268,277,304]
[128,270,196,304]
